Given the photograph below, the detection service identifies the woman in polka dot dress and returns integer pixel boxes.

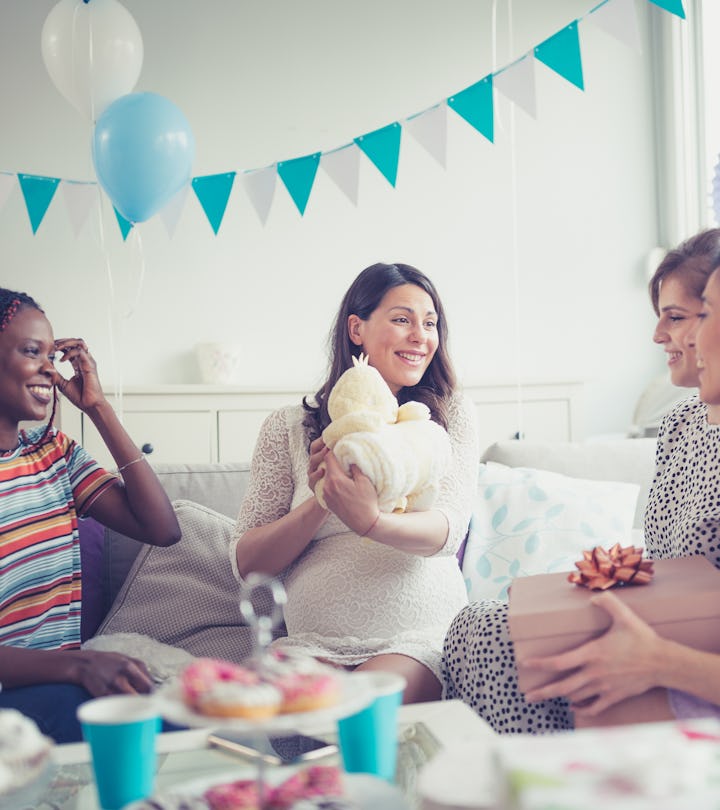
[442,229,720,732]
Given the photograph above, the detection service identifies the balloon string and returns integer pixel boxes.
[491,1,524,439]
[96,189,123,421]
[123,226,146,321]
[87,2,96,122]
[505,0,525,440]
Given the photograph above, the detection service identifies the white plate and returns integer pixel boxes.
[154,671,376,734]
[138,769,409,810]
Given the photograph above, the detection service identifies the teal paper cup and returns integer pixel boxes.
[77,694,160,810]
[337,671,406,782]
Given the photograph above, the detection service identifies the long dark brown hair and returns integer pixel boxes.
[303,263,457,440]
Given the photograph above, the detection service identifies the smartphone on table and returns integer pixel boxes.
[208,731,338,766]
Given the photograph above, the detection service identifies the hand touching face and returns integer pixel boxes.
[54,337,106,410]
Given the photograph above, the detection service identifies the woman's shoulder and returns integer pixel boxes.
[447,388,476,421]
[260,402,312,436]
[19,425,70,452]
[660,395,705,428]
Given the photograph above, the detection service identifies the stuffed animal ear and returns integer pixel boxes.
[347,314,364,346]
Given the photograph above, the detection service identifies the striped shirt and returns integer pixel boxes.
[0,427,116,651]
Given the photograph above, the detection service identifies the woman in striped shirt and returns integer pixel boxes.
[0,288,180,742]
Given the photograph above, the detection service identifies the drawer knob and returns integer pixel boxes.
[141,443,154,455]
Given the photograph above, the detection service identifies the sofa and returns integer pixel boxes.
[79,437,658,667]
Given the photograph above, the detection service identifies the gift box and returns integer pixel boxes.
[508,555,720,727]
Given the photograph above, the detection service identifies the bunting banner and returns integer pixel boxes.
[114,207,133,241]
[61,181,97,237]
[355,122,402,187]
[160,184,189,237]
[588,0,642,50]
[242,166,277,225]
[321,145,361,205]
[277,153,320,215]
[18,173,60,234]
[2,0,685,238]
[192,172,236,234]
[493,56,537,120]
[534,21,585,91]
[404,104,448,168]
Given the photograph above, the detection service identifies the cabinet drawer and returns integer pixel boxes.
[81,411,215,467]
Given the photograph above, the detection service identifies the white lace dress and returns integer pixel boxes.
[230,393,478,680]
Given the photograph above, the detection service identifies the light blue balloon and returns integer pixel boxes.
[92,92,195,223]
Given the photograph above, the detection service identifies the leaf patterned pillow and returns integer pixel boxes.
[462,463,640,602]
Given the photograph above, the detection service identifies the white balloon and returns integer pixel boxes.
[41,0,143,121]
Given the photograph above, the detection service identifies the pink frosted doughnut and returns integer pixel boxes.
[269,765,344,809]
[273,671,341,714]
[263,650,331,676]
[204,779,268,810]
[180,658,281,719]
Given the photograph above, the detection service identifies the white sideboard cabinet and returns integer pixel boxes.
[57,381,584,469]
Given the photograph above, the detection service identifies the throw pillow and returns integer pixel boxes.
[97,499,285,662]
[78,515,106,642]
[462,463,641,602]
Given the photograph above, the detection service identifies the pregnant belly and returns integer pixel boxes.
[282,536,464,639]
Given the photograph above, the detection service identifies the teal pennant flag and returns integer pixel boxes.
[277,153,320,215]
[447,76,494,143]
[192,173,236,234]
[18,174,59,234]
[354,122,402,187]
[648,0,685,18]
[113,207,133,241]
[534,21,584,91]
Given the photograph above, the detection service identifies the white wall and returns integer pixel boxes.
[0,0,673,438]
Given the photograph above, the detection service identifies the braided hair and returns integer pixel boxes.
[0,288,58,449]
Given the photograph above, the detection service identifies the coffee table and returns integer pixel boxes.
[29,700,496,810]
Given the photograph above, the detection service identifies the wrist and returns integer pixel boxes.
[362,512,381,538]
[83,398,112,421]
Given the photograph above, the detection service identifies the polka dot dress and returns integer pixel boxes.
[442,600,572,734]
[643,397,720,569]
[442,396,720,734]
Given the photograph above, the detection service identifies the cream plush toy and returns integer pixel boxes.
[315,354,452,514]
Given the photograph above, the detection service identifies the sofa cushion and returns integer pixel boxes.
[79,516,106,642]
[481,439,657,530]
[99,462,252,618]
[462,462,640,602]
[96,499,284,662]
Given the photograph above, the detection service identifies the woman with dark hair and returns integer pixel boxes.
[442,229,720,733]
[0,288,180,742]
[232,263,478,703]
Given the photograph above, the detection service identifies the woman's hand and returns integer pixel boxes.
[72,649,155,697]
[52,338,106,412]
[318,451,379,536]
[308,436,329,495]
[522,591,664,717]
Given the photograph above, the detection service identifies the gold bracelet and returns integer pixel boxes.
[117,455,147,475]
[362,512,381,537]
